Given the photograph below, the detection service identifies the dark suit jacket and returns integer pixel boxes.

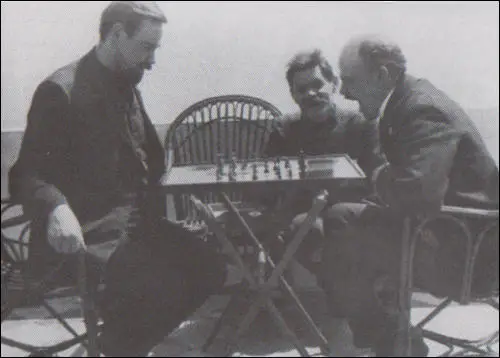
[376,74,499,213]
[8,49,165,274]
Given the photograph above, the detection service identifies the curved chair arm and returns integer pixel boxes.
[397,206,499,356]
[441,205,499,219]
[405,205,498,304]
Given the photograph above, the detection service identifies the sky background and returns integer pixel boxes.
[1,1,499,130]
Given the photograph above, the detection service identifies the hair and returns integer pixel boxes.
[286,49,339,89]
[357,37,407,79]
[99,3,167,42]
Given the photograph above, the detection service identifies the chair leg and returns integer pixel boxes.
[77,252,100,357]
[415,297,453,329]
[42,300,82,339]
[202,293,240,352]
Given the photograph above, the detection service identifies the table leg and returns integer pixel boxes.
[203,293,240,352]
[220,191,331,356]
[222,294,265,355]
[266,300,310,357]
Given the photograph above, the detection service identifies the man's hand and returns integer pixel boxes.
[47,204,86,254]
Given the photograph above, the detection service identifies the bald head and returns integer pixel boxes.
[340,35,406,85]
[338,35,406,119]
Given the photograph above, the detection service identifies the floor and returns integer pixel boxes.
[2,265,499,357]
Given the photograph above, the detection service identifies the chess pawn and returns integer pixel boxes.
[231,153,237,171]
[284,157,290,169]
[264,159,270,174]
[273,158,280,171]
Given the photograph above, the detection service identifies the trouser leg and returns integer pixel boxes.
[99,219,227,356]
[321,202,428,356]
[287,213,324,276]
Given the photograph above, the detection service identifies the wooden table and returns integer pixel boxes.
[158,154,367,356]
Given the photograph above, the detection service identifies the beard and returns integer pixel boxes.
[121,66,145,86]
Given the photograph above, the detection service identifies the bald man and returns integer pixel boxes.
[319,36,499,356]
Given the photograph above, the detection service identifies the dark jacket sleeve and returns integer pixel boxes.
[8,81,71,218]
[375,107,461,213]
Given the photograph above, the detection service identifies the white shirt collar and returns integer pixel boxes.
[377,87,395,120]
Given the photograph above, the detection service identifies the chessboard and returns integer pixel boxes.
[159,154,366,194]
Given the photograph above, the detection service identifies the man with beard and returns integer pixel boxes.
[8,2,226,356]
[319,35,499,356]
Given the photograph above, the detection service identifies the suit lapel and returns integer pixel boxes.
[379,75,411,154]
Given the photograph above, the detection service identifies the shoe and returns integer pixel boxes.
[374,331,429,357]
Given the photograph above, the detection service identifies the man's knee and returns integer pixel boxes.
[323,202,367,233]
[290,212,324,235]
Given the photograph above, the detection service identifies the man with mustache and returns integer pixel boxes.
[261,50,385,355]
[266,50,383,175]
[263,49,384,270]
[8,2,226,356]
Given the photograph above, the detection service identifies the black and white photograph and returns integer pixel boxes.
[1,1,498,357]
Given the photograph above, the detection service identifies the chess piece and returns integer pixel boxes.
[264,159,270,174]
[288,167,293,179]
[284,157,290,169]
[231,153,237,176]
[252,163,258,180]
[298,150,306,177]
[274,160,281,178]
[217,153,225,176]
[273,158,279,172]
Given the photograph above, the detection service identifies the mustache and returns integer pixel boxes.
[303,97,329,107]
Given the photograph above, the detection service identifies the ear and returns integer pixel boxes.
[290,86,300,104]
[109,22,125,42]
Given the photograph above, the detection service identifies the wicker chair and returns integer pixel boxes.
[1,199,100,357]
[164,95,282,227]
[397,206,499,356]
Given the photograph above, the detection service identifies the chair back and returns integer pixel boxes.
[2,199,31,310]
[165,95,282,220]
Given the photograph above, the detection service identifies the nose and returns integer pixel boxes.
[145,52,156,69]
